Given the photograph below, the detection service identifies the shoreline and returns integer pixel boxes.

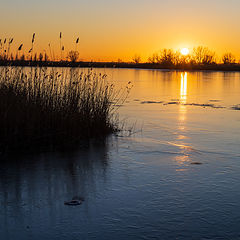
[1,60,240,72]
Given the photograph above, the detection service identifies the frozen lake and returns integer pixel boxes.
[1,68,240,239]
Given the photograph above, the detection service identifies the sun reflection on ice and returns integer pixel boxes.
[180,72,188,104]
[179,72,188,126]
[175,72,190,167]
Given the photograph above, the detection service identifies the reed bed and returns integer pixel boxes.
[0,66,128,153]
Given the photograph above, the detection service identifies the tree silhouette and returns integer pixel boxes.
[192,46,215,64]
[222,52,235,64]
[132,54,141,64]
[68,50,79,62]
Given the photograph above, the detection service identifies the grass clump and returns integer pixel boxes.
[0,67,128,153]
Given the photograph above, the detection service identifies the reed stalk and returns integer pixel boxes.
[0,67,130,153]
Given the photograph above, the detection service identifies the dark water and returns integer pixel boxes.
[1,69,240,239]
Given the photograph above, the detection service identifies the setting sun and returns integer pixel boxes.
[180,48,189,56]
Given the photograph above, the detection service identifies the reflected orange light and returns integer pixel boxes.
[175,72,189,167]
[180,72,188,104]
[179,72,188,122]
[175,155,190,165]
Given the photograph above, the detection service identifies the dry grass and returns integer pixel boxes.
[0,66,129,153]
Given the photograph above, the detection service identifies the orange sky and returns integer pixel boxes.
[1,0,240,62]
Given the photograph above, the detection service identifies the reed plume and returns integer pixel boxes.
[18,44,23,51]
[31,33,35,60]
[59,32,63,61]
[75,37,79,52]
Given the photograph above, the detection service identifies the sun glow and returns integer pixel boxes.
[180,48,189,56]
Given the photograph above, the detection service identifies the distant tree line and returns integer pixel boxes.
[133,46,238,65]
[0,34,238,65]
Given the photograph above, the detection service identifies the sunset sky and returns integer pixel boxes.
[1,0,240,61]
